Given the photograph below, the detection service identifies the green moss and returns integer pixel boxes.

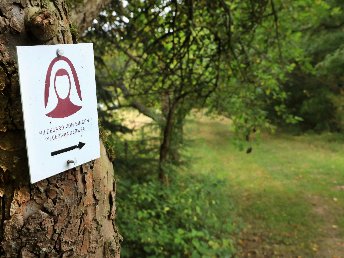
[70,22,79,42]
[99,126,116,162]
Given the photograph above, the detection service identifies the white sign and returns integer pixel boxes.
[17,43,100,183]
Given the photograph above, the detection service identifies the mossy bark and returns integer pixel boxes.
[0,0,121,257]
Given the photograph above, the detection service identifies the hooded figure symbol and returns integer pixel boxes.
[45,55,82,118]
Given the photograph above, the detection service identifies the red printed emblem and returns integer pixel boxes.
[45,55,82,118]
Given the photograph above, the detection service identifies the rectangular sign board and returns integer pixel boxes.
[17,43,100,183]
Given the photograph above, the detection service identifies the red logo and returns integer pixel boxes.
[45,55,82,118]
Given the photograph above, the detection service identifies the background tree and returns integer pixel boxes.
[267,0,344,132]
[0,0,121,256]
[86,0,300,182]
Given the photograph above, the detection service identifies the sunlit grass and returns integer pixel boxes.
[184,116,344,256]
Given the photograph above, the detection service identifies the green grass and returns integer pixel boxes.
[183,116,344,257]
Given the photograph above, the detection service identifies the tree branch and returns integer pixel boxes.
[115,82,166,125]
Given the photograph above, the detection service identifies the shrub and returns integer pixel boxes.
[117,173,236,257]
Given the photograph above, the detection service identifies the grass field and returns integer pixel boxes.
[184,115,344,257]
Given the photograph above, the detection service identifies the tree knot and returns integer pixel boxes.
[26,8,58,42]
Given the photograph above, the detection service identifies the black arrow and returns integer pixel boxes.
[51,142,85,156]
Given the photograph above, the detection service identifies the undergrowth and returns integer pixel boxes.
[117,172,236,258]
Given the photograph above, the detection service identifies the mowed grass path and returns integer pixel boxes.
[185,116,344,257]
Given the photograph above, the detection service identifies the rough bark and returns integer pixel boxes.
[0,0,121,257]
[69,0,111,34]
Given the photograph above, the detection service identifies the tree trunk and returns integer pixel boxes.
[158,102,176,184]
[0,0,121,257]
[169,109,186,163]
[70,0,111,34]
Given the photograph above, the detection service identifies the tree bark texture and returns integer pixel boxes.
[69,0,110,34]
[0,0,121,257]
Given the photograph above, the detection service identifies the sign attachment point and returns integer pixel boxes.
[56,49,64,57]
[67,160,75,165]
